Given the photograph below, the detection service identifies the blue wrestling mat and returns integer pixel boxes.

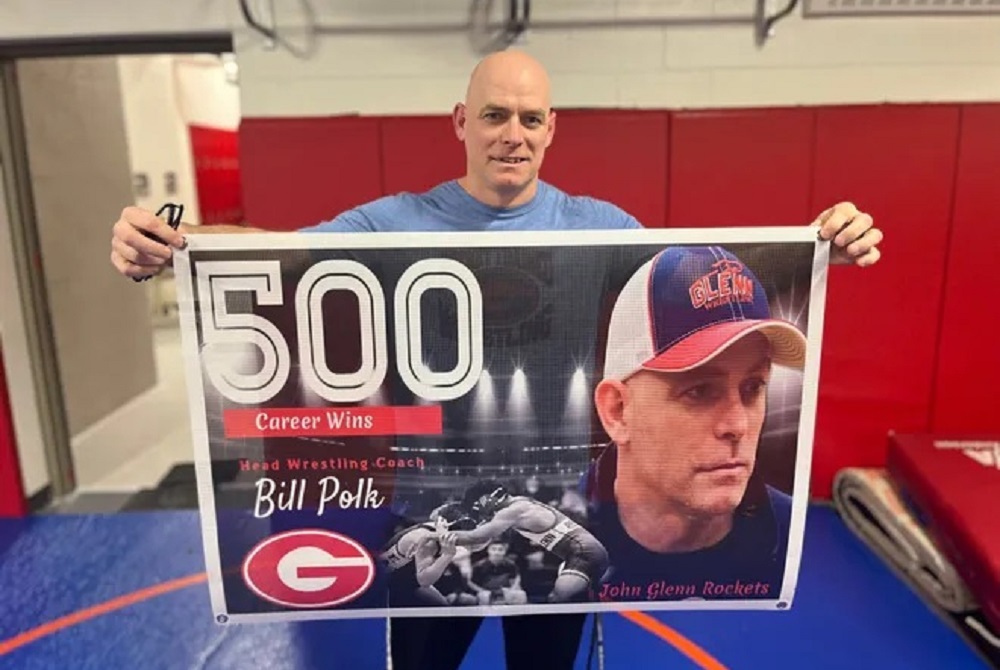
[0,504,991,669]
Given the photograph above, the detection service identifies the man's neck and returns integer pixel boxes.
[457,175,538,209]
[613,477,733,554]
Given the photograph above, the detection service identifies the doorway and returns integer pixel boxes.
[0,44,243,512]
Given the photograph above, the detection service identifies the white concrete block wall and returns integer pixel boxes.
[0,0,232,40]
[2,0,996,114]
[118,56,203,223]
[118,54,241,224]
[174,55,242,131]
[233,0,1000,116]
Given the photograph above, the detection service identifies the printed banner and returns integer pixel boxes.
[173,227,828,624]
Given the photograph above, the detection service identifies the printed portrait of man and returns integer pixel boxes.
[584,244,809,603]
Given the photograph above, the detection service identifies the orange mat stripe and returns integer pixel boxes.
[617,610,729,670]
[1,570,727,669]
[0,572,208,656]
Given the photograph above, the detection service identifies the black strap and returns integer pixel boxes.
[133,202,184,283]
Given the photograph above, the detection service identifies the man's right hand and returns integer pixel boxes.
[109,206,187,280]
[438,531,458,558]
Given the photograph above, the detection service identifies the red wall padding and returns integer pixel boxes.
[0,342,27,517]
[668,108,815,227]
[810,104,960,498]
[239,117,383,231]
[541,110,669,227]
[189,125,244,225]
[380,115,465,195]
[932,104,1000,434]
[236,103,990,498]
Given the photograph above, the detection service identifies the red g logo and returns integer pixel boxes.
[241,529,376,608]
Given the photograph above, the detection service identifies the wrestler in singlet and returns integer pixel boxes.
[502,496,609,593]
[381,504,474,607]
[381,522,449,607]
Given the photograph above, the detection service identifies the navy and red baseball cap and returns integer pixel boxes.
[602,245,807,380]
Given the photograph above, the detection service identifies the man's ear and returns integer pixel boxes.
[545,108,556,149]
[453,102,467,141]
[594,378,629,446]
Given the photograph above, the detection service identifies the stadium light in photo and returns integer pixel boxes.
[472,369,497,421]
[764,288,809,435]
[567,367,589,411]
[507,366,536,430]
[509,367,529,408]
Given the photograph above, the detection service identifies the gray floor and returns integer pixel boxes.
[68,324,194,495]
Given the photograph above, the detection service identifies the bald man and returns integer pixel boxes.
[108,50,884,670]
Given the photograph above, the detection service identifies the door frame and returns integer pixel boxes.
[0,32,232,505]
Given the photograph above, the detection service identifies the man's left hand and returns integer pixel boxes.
[812,202,883,267]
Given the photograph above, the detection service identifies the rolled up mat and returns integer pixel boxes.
[832,466,978,614]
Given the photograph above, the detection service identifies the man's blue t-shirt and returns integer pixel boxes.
[299,179,642,233]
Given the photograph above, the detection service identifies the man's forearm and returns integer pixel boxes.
[452,527,493,546]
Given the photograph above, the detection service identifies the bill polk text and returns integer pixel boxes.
[253,476,386,517]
